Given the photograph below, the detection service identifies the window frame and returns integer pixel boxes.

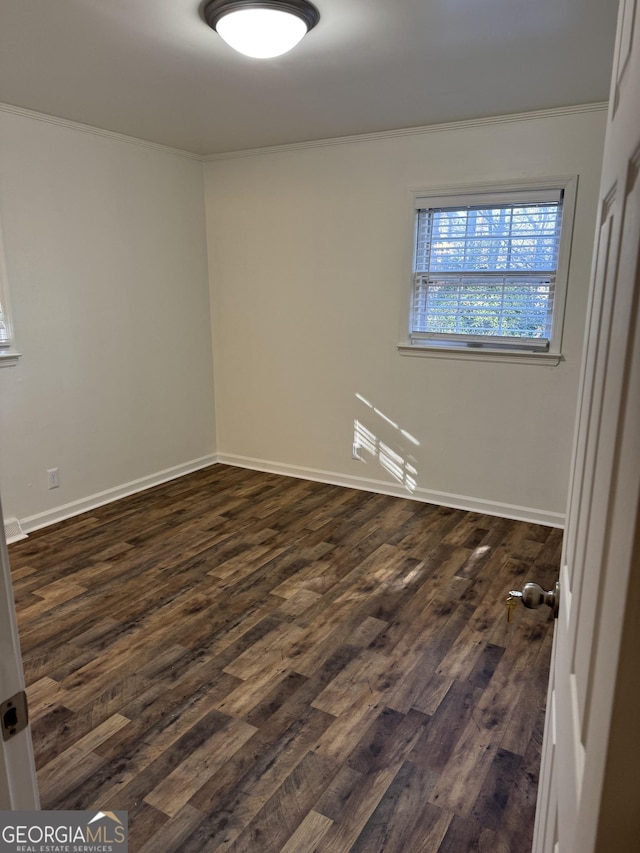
[0,218,20,368]
[398,176,578,365]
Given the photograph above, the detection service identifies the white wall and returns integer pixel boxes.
[204,107,607,525]
[0,108,216,529]
[0,104,606,531]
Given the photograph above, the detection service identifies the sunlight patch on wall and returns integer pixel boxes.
[353,393,419,494]
[355,393,420,446]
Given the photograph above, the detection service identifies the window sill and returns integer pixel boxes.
[397,344,563,366]
[0,349,22,368]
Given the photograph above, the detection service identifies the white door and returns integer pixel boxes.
[0,493,39,809]
[532,1,640,850]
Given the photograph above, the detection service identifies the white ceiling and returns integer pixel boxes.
[0,0,618,156]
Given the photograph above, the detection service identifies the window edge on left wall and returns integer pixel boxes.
[0,217,21,368]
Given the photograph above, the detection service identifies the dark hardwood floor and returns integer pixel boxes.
[8,465,561,852]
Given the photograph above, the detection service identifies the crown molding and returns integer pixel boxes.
[205,102,609,161]
[0,100,608,163]
[0,102,203,161]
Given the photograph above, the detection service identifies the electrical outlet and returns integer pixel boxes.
[47,468,59,489]
[352,443,362,461]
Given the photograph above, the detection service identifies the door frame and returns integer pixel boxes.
[532,0,640,848]
[0,493,40,809]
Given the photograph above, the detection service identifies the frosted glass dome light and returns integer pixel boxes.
[204,1,320,59]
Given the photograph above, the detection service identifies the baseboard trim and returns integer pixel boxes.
[6,451,565,540]
[216,453,565,528]
[10,455,217,539]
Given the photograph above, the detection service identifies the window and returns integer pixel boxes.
[0,299,10,347]
[401,179,576,363]
[0,220,20,366]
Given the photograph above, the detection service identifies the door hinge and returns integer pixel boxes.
[1,690,29,741]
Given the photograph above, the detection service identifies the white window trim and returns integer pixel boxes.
[0,219,21,368]
[398,176,578,366]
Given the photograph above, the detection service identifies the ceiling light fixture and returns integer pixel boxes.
[203,0,320,59]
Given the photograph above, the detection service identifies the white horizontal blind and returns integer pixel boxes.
[0,220,15,353]
[411,194,564,350]
[0,299,9,347]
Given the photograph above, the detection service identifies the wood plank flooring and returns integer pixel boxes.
[8,465,561,852]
